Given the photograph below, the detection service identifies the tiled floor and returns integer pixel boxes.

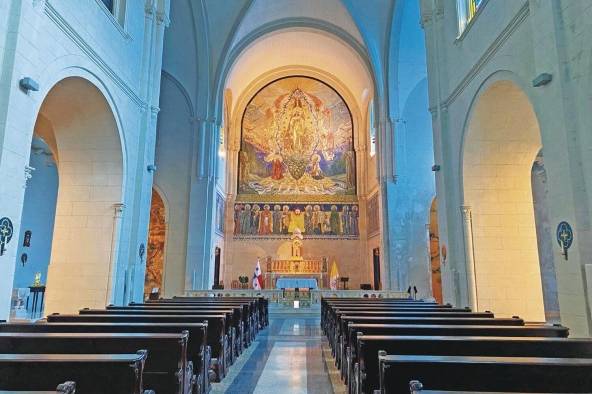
[211,311,344,394]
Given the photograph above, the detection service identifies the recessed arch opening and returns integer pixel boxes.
[462,79,550,321]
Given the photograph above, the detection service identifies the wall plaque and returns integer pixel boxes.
[0,217,14,256]
[556,221,573,260]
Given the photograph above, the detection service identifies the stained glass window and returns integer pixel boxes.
[457,0,485,35]
[100,0,114,13]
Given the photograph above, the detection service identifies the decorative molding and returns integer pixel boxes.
[432,2,529,112]
[23,165,35,188]
[113,202,126,217]
[144,0,156,17]
[45,2,145,108]
[156,11,170,27]
[92,0,131,40]
[460,205,472,220]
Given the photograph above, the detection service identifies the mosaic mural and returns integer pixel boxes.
[238,76,356,201]
[233,203,359,238]
[144,189,165,297]
[367,192,380,236]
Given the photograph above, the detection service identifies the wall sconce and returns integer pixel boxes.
[19,77,39,93]
[533,73,552,87]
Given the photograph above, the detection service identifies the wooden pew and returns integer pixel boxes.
[322,304,468,332]
[163,296,269,328]
[82,307,245,361]
[0,381,76,394]
[334,316,525,371]
[378,354,592,393]
[46,312,230,380]
[149,297,267,336]
[324,306,476,348]
[0,331,191,394]
[0,322,210,394]
[0,351,152,394]
[407,380,575,394]
[356,335,592,394]
[134,299,261,343]
[325,310,493,342]
[336,316,524,381]
[342,323,569,390]
[335,315,522,362]
[106,304,252,352]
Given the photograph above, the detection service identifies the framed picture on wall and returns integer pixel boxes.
[215,192,225,235]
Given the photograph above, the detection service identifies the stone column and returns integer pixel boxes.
[106,203,125,305]
[460,205,477,310]
[185,117,218,291]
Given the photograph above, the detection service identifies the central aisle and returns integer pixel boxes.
[211,307,343,394]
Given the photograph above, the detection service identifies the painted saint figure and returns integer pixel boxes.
[351,205,359,235]
[239,150,250,187]
[266,151,284,180]
[330,205,341,235]
[251,205,261,235]
[272,205,282,234]
[310,153,324,180]
[341,205,350,235]
[233,204,242,235]
[289,208,305,233]
[312,205,322,235]
[240,204,252,234]
[281,205,291,234]
[344,146,355,190]
[259,204,273,235]
[304,205,313,234]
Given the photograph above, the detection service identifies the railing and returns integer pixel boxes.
[184,289,408,303]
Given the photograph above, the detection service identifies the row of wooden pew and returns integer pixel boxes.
[0,296,268,393]
[321,297,592,393]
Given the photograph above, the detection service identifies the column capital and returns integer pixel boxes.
[113,203,126,218]
[460,205,472,217]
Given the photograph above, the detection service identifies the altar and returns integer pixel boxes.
[275,277,318,289]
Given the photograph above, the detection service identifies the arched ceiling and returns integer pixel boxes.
[230,0,365,50]
[225,28,374,119]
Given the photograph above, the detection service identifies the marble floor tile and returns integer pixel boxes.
[211,313,341,394]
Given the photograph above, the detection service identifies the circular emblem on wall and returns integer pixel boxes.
[0,217,14,256]
[556,221,574,260]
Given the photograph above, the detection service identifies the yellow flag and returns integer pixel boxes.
[329,260,339,290]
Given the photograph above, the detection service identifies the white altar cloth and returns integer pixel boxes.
[275,278,318,289]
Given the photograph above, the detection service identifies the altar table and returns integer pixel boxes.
[275,278,318,289]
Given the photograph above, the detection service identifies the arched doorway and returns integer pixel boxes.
[462,79,546,321]
[428,198,442,303]
[144,188,166,299]
[11,137,59,318]
[29,77,124,314]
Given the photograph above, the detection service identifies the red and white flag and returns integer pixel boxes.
[252,259,263,290]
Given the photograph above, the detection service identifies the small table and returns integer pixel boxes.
[27,286,46,314]
[340,277,349,290]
